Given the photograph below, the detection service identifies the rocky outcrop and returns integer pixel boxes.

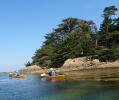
[19,65,47,74]
[19,57,119,75]
[59,57,119,72]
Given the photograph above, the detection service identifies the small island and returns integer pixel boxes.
[23,5,119,80]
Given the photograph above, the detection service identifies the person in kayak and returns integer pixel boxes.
[52,70,56,76]
[48,71,52,76]
[9,72,16,77]
[9,72,13,77]
[48,68,56,76]
[16,70,20,76]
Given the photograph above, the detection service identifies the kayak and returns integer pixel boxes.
[11,75,26,79]
[47,75,65,79]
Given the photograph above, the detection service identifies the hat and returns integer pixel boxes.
[50,68,54,71]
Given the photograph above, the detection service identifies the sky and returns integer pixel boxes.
[0,0,118,72]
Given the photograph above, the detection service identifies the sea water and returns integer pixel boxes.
[0,73,119,100]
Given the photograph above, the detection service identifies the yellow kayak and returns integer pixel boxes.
[47,75,65,79]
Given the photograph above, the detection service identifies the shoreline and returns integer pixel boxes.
[63,67,119,80]
[19,66,119,81]
[17,57,119,80]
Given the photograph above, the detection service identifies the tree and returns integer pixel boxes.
[100,5,117,34]
[32,18,96,67]
[32,45,55,67]
[32,5,119,67]
[25,61,32,67]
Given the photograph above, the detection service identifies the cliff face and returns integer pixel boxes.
[60,57,119,71]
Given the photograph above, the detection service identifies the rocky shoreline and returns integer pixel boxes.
[19,57,119,80]
[60,57,119,71]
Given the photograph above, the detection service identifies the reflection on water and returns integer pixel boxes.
[0,73,119,100]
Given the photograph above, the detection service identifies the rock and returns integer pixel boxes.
[60,57,119,72]
[19,65,45,74]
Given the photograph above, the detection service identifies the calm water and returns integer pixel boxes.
[0,73,119,100]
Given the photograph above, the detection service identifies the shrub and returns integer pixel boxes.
[98,48,115,62]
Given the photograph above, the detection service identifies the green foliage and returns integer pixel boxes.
[25,61,32,67]
[32,5,119,68]
[112,46,119,59]
[103,5,117,18]
[97,5,119,62]
[100,5,117,34]
[95,48,115,62]
[98,31,119,47]
[32,45,55,67]
[32,17,96,67]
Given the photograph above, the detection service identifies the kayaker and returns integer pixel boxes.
[48,71,52,76]
[9,72,13,77]
[48,68,53,76]
[16,70,20,76]
[48,68,56,76]
[52,70,56,76]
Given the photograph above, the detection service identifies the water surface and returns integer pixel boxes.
[0,73,119,100]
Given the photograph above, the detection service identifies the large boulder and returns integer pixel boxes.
[62,57,88,70]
